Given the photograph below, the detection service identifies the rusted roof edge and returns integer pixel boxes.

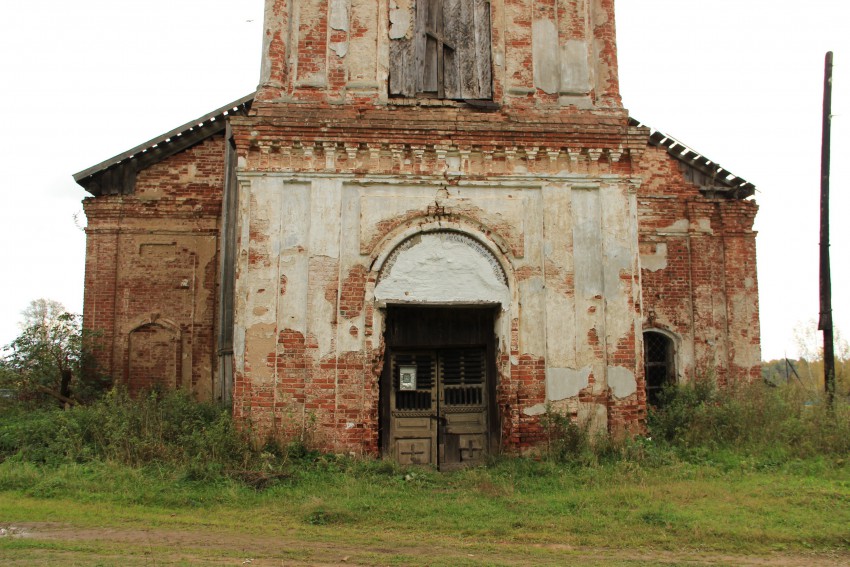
[73,93,256,185]
[629,116,756,199]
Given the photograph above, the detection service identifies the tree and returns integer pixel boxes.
[790,319,849,397]
[0,300,108,406]
[19,298,67,332]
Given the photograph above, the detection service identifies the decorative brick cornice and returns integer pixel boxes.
[236,140,641,177]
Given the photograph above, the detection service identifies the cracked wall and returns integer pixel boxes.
[232,132,644,451]
[635,144,761,386]
[82,136,225,401]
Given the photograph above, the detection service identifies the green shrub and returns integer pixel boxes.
[540,406,592,463]
[649,379,850,459]
[0,389,255,473]
[3,378,848,481]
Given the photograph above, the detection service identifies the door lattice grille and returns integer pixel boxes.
[441,349,485,407]
[440,349,485,385]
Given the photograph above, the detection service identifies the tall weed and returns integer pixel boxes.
[3,379,847,480]
[0,389,254,477]
[649,379,850,459]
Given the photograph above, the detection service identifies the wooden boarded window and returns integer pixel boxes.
[390,0,492,100]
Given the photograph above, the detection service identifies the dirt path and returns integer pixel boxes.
[2,523,848,566]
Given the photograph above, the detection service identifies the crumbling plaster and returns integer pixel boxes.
[374,232,511,307]
[233,168,642,442]
[76,0,763,458]
[259,0,621,108]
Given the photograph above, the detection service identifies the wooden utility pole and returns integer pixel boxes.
[819,51,836,406]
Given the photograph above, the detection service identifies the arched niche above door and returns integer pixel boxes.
[374,231,510,308]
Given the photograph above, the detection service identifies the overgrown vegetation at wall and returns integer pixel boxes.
[0,389,319,485]
[2,391,241,472]
[1,382,849,562]
[1,379,848,483]
[649,379,850,458]
[1,386,849,563]
[539,379,850,467]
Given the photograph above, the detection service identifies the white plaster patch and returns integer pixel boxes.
[697,218,713,234]
[607,366,637,399]
[546,366,591,401]
[234,327,246,373]
[559,40,590,94]
[389,0,411,39]
[593,3,610,27]
[329,0,350,31]
[603,238,631,305]
[375,233,510,307]
[572,187,603,298]
[330,42,349,58]
[532,19,559,95]
[523,403,547,417]
[640,242,668,272]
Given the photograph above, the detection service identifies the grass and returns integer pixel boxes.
[0,384,849,564]
[1,457,848,556]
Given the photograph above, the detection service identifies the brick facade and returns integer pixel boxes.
[82,136,225,400]
[77,0,760,460]
[636,145,761,387]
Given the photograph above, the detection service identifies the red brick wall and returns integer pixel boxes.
[635,146,761,385]
[82,135,226,399]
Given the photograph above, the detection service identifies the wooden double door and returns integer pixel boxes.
[381,307,498,470]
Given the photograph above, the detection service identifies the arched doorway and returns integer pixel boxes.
[643,330,676,406]
[374,230,509,470]
[127,322,181,394]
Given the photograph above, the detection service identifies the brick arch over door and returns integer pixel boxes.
[126,322,182,394]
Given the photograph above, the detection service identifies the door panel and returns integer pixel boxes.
[390,352,438,465]
[389,347,489,469]
[395,438,432,466]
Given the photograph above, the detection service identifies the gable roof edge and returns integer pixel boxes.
[74,93,255,195]
[629,117,756,199]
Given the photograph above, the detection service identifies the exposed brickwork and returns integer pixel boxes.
[82,136,226,400]
[79,0,761,462]
[339,265,367,320]
[259,0,621,108]
[635,146,761,385]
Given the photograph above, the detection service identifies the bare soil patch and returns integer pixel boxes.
[3,522,848,566]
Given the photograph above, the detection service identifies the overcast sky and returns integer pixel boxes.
[0,1,847,362]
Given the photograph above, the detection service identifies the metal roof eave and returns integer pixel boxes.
[72,98,754,201]
[73,93,255,193]
[629,117,756,199]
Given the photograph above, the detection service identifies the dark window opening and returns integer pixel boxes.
[389,0,493,100]
[644,331,675,406]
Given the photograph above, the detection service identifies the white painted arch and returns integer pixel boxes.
[374,229,511,308]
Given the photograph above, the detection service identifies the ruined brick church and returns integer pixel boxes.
[75,0,760,467]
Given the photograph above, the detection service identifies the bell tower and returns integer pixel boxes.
[231,0,646,459]
[257,0,622,109]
